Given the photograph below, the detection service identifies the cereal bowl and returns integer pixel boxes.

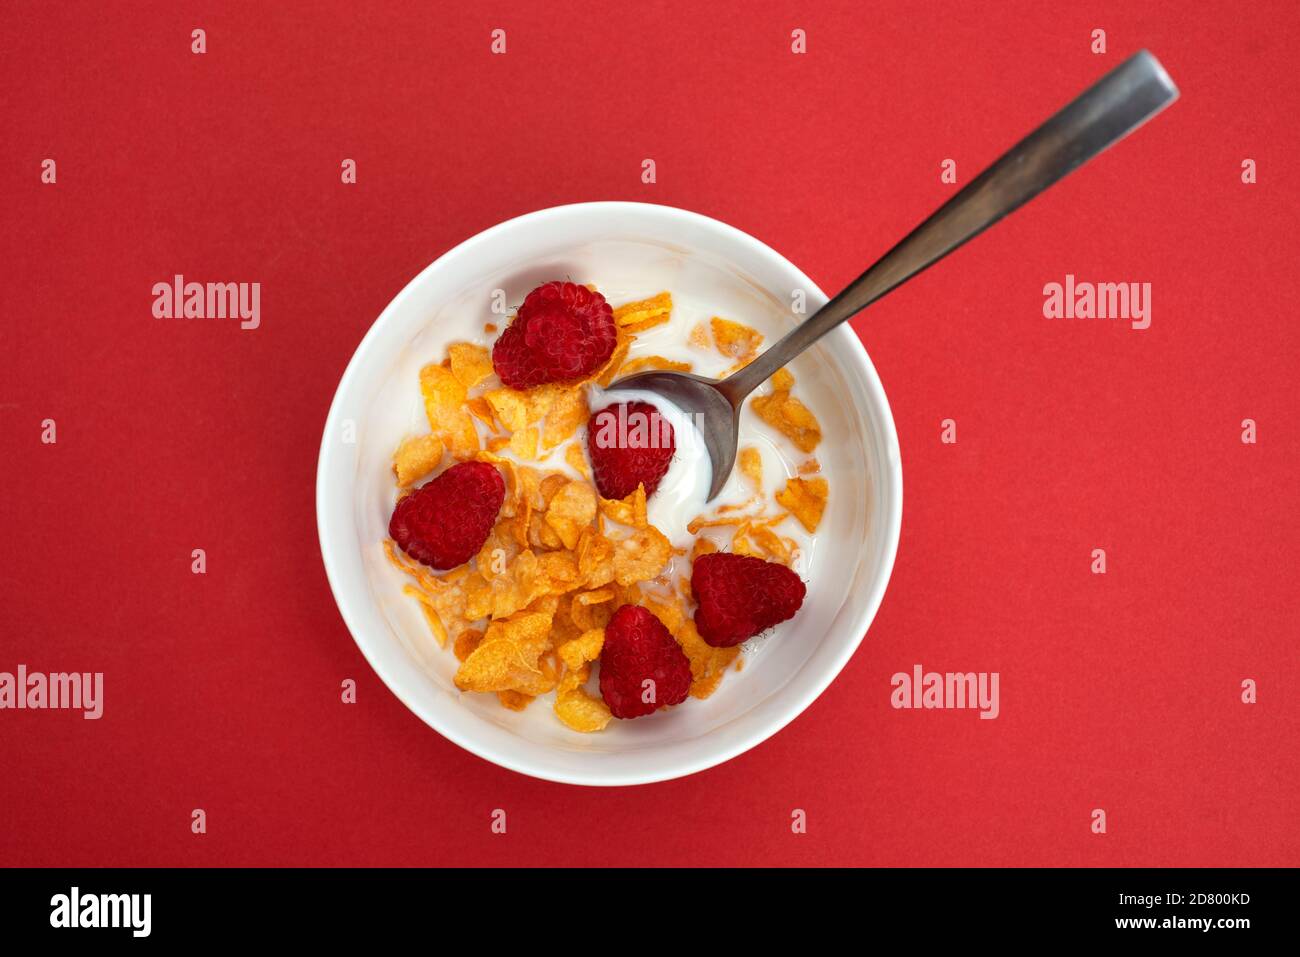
[316,202,902,785]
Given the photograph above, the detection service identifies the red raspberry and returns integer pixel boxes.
[692,552,807,647]
[599,604,692,719]
[585,401,675,500]
[388,461,505,570]
[491,281,617,389]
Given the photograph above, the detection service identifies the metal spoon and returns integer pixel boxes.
[608,49,1178,500]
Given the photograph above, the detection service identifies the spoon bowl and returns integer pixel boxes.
[605,369,741,500]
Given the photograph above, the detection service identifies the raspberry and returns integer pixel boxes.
[388,461,505,570]
[691,552,807,647]
[491,281,617,389]
[599,604,692,719]
[585,401,675,500]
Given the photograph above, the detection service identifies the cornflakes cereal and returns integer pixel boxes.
[539,473,569,506]
[545,480,597,550]
[554,687,612,732]
[542,387,588,450]
[710,316,763,362]
[751,379,822,454]
[642,595,685,636]
[674,619,740,699]
[749,524,792,564]
[547,594,581,646]
[393,434,444,487]
[619,355,692,376]
[613,291,673,333]
[730,525,761,557]
[553,663,613,732]
[565,442,591,478]
[386,281,832,729]
[593,332,633,388]
[738,446,762,490]
[384,542,475,646]
[576,527,615,588]
[537,549,580,589]
[453,607,554,693]
[466,396,497,431]
[407,586,449,646]
[686,513,747,534]
[474,450,519,505]
[453,627,484,662]
[448,342,494,390]
[483,550,554,619]
[691,537,718,562]
[497,689,533,711]
[570,588,615,630]
[612,525,672,586]
[420,362,465,422]
[461,570,493,621]
[557,627,605,671]
[776,476,828,532]
[599,484,648,529]
[483,387,530,432]
[420,363,480,458]
[523,383,563,425]
[508,426,538,460]
[515,466,544,526]
[528,509,564,550]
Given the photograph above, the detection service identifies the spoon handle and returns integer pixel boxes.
[717,49,1179,404]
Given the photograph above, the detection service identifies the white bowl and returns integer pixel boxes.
[316,202,902,786]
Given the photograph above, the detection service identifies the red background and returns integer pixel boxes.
[2,0,1296,867]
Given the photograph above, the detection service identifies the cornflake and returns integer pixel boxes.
[776,476,828,533]
[750,368,821,453]
[612,525,672,586]
[612,291,673,334]
[738,446,762,490]
[554,664,613,732]
[448,342,494,390]
[393,434,444,487]
[619,355,692,376]
[710,317,764,366]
